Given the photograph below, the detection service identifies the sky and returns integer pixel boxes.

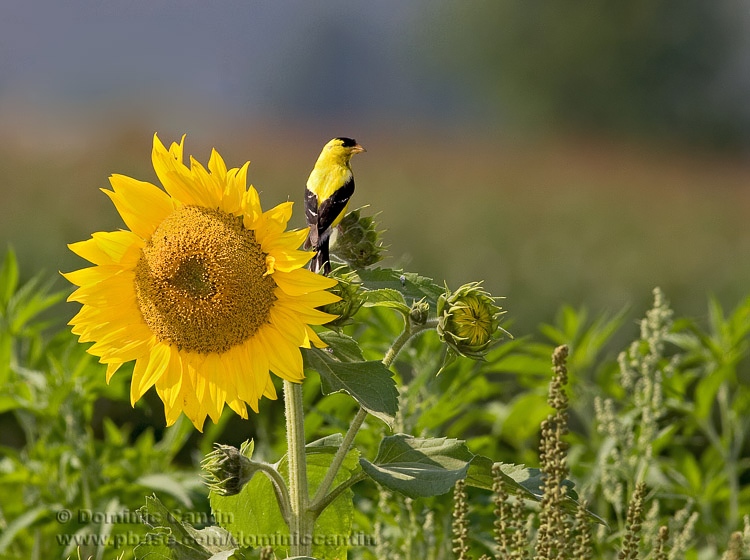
[0,0,465,128]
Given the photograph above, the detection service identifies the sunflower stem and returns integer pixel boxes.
[284,380,312,556]
[310,406,367,512]
[311,471,368,514]
[383,317,439,368]
[310,316,440,514]
[256,462,292,526]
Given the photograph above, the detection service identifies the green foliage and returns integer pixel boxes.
[6,243,750,559]
[360,436,473,499]
[439,1,748,148]
[0,250,199,560]
[303,337,398,428]
[209,439,359,560]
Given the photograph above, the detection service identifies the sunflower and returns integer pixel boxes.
[64,134,339,430]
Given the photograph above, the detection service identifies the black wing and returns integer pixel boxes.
[316,176,355,238]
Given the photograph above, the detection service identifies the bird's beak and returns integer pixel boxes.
[352,144,366,154]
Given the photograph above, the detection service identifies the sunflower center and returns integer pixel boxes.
[134,205,276,354]
[453,298,493,346]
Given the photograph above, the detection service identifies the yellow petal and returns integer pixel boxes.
[62,265,123,288]
[223,162,249,215]
[207,148,228,179]
[272,268,338,296]
[262,229,310,253]
[68,230,142,268]
[202,353,227,423]
[130,342,171,405]
[156,346,184,409]
[263,376,278,400]
[105,362,123,383]
[242,186,263,228]
[269,305,308,347]
[246,335,271,400]
[92,335,154,363]
[256,326,305,382]
[189,156,223,208]
[306,326,327,349]
[105,174,177,239]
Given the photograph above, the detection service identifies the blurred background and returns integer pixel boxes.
[3,0,750,335]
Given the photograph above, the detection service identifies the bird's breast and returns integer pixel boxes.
[308,166,352,203]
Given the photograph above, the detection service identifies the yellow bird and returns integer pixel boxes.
[304,137,365,274]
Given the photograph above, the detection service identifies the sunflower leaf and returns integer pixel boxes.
[359,435,473,498]
[135,494,239,559]
[303,347,398,428]
[316,330,365,362]
[361,288,411,314]
[355,268,445,307]
[212,447,358,560]
[465,457,607,526]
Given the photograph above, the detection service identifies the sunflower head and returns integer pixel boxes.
[321,268,365,327]
[409,298,431,327]
[436,282,508,363]
[202,441,257,497]
[330,208,385,269]
[64,134,340,430]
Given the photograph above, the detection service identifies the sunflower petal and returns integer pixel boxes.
[130,342,171,405]
[105,175,177,238]
[272,268,338,296]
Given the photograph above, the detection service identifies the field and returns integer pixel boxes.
[2,118,750,559]
[3,119,750,333]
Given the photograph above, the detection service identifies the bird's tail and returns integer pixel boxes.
[310,239,331,275]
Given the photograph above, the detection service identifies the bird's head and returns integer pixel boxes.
[321,137,366,164]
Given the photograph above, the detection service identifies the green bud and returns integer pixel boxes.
[330,208,385,269]
[436,282,508,364]
[409,298,430,326]
[201,441,257,496]
[321,269,365,326]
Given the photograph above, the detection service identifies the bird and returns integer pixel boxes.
[304,137,365,274]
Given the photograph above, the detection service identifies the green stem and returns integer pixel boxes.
[284,380,312,556]
[718,383,739,527]
[310,316,440,515]
[310,407,368,511]
[312,471,368,514]
[383,317,439,368]
[255,462,292,525]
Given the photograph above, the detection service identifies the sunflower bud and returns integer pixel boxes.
[436,282,508,364]
[321,269,365,326]
[201,441,257,496]
[409,298,431,326]
[330,208,385,269]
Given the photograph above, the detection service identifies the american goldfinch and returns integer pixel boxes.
[304,137,365,274]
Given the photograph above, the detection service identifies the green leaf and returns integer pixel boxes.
[0,334,11,387]
[9,277,66,334]
[361,288,411,314]
[0,504,52,554]
[317,330,365,362]
[359,435,473,498]
[0,248,19,309]
[356,268,444,306]
[501,391,551,445]
[464,455,496,491]
[304,347,398,427]
[306,433,345,451]
[465,458,607,525]
[135,495,236,560]
[211,446,358,560]
[694,365,726,420]
[137,473,195,508]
